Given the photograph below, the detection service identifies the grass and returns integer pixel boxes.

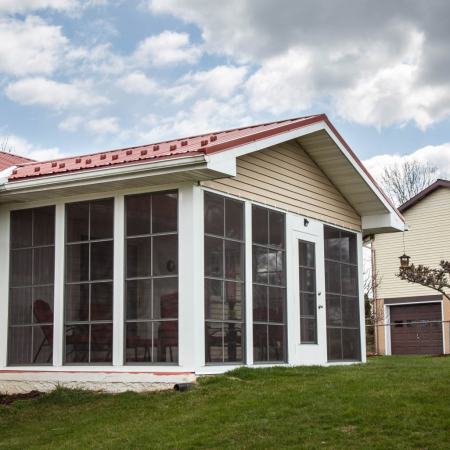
[0,356,449,449]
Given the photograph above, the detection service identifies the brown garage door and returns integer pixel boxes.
[390,303,443,355]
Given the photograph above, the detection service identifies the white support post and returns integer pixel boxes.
[244,201,253,365]
[113,195,125,367]
[178,184,203,371]
[357,232,367,362]
[53,202,65,366]
[0,207,10,367]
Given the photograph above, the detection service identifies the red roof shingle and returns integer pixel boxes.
[0,151,35,172]
[8,115,322,181]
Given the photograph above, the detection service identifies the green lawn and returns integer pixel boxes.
[0,356,449,449]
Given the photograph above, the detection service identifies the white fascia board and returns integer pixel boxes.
[0,155,207,195]
[206,122,325,163]
[362,212,406,234]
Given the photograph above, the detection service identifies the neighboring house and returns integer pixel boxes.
[0,115,404,393]
[373,180,450,356]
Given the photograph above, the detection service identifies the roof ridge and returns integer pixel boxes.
[0,150,35,162]
[15,115,320,167]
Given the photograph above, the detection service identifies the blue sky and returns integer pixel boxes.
[1,0,450,180]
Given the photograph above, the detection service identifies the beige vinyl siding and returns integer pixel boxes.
[202,140,361,231]
[375,187,450,299]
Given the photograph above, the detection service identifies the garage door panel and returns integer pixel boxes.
[390,303,443,355]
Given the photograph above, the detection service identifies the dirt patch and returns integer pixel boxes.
[0,390,43,406]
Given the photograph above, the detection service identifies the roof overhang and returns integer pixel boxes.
[0,154,234,204]
[0,116,405,236]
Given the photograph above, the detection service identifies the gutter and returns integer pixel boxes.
[0,155,208,196]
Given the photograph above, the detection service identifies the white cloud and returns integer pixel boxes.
[0,16,68,76]
[58,115,120,135]
[133,96,251,143]
[116,71,158,95]
[364,143,450,182]
[66,43,125,75]
[0,0,78,14]
[58,116,83,132]
[245,48,313,114]
[0,0,109,14]
[6,77,109,109]
[133,31,201,66]
[177,65,248,99]
[147,0,450,130]
[85,116,120,134]
[0,134,63,161]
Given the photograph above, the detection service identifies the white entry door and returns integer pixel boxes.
[286,215,327,365]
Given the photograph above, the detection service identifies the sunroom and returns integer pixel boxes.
[0,115,404,392]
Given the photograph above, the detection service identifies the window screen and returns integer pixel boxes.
[324,226,361,361]
[125,191,178,364]
[252,205,286,362]
[64,199,114,364]
[8,206,55,365]
[204,192,245,363]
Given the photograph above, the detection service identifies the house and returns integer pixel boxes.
[373,180,450,355]
[0,115,404,393]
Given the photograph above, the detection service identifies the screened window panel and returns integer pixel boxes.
[124,191,178,364]
[204,192,245,364]
[205,279,223,321]
[126,279,152,320]
[252,205,286,362]
[10,209,32,249]
[33,207,55,246]
[90,199,114,240]
[126,237,151,278]
[324,226,360,362]
[64,199,114,365]
[8,206,55,365]
[153,235,178,276]
[126,194,151,236]
[252,205,268,245]
[90,241,113,280]
[204,236,223,278]
[299,240,317,344]
[253,284,268,322]
[66,202,89,243]
[225,198,244,240]
[224,281,243,321]
[152,192,178,234]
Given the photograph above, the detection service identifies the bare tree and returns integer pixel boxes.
[397,261,450,301]
[381,159,438,206]
[0,137,11,153]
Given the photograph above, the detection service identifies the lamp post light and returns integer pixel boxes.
[399,253,411,269]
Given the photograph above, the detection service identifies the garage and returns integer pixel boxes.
[390,303,443,355]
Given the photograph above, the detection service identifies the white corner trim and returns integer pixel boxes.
[205,155,236,176]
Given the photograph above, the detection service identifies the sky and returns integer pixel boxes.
[1,0,450,182]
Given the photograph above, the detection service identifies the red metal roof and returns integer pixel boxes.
[3,113,404,223]
[0,151,34,172]
[8,115,322,181]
